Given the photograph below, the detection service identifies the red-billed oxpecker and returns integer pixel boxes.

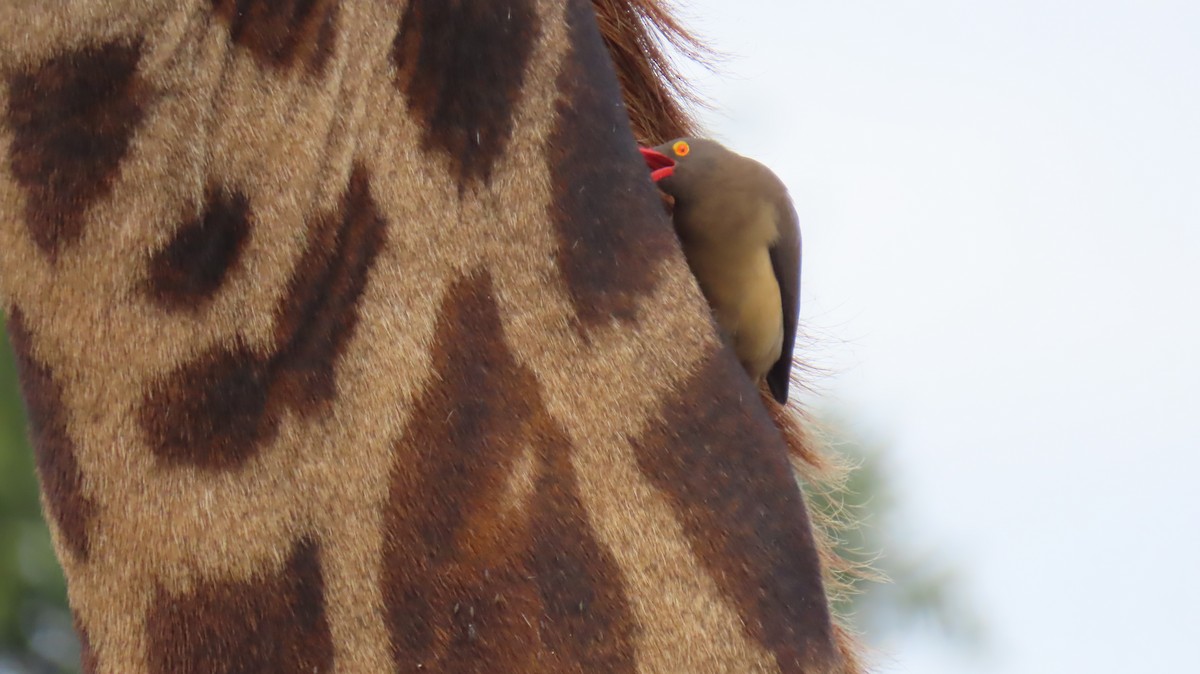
[640,138,801,404]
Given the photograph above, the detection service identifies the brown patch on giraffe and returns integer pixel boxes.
[145,185,251,311]
[391,0,540,188]
[146,536,334,674]
[4,41,147,258]
[382,271,636,672]
[142,342,272,469]
[209,0,340,76]
[548,0,676,330]
[141,166,387,470]
[270,166,387,412]
[528,443,637,671]
[5,309,96,562]
[631,349,842,673]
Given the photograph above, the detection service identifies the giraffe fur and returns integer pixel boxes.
[0,0,862,671]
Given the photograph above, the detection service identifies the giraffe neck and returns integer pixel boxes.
[0,1,856,672]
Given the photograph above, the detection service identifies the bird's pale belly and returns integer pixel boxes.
[687,246,784,380]
[724,285,784,379]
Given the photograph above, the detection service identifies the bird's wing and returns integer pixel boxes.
[766,197,801,403]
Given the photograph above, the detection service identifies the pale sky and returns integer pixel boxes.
[675,1,1200,672]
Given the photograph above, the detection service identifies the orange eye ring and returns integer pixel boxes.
[672,141,690,157]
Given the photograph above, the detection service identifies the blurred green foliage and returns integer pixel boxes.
[811,412,983,647]
[0,313,79,674]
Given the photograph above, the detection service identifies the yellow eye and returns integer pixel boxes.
[673,141,690,157]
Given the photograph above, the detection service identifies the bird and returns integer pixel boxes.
[640,137,801,404]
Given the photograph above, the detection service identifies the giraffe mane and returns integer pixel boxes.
[591,0,716,144]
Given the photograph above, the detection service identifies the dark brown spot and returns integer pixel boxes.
[145,185,251,310]
[270,166,387,413]
[391,0,540,188]
[5,309,96,561]
[549,0,676,331]
[382,271,635,672]
[142,166,386,470]
[210,0,340,76]
[147,536,333,674]
[142,342,272,470]
[529,444,636,671]
[631,349,841,673]
[4,41,147,257]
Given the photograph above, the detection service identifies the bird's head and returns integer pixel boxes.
[639,138,730,201]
